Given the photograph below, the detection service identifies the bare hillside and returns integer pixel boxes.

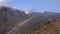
[0,6,32,34]
[0,6,60,34]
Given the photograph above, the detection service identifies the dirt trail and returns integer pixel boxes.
[5,15,36,34]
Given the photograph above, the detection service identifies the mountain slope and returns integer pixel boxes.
[22,12,60,34]
[0,6,32,34]
[0,6,60,34]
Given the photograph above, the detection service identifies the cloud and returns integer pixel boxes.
[0,0,12,7]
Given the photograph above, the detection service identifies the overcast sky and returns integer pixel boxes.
[0,0,60,12]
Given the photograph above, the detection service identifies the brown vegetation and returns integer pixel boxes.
[23,19,60,34]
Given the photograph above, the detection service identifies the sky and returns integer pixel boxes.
[0,0,60,13]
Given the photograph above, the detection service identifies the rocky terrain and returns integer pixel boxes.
[0,6,32,34]
[20,12,60,34]
[0,6,60,34]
